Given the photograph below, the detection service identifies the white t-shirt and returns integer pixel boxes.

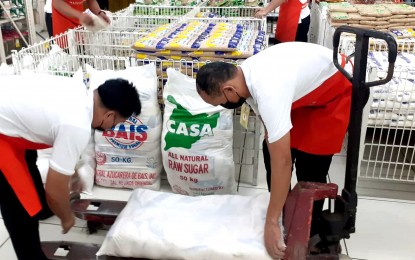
[44,0,52,14]
[240,42,340,144]
[0,74,93,175]
[299,0,310,21]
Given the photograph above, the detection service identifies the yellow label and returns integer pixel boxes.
[135,42,145,48]
[15,39,20,48]
[240,103,250,130]
[171,55,182,60]
[231,51,242,56]
[136,53,148,59]
[162,62,174,68]
[169,43,180,48]
[159,50,171,55]
[193,51,204,55]
[206,43,216,48]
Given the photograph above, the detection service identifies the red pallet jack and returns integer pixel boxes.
[42,26,397,260]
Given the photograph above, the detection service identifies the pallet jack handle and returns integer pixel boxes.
[333,26,397,87]
[332,26,397,233]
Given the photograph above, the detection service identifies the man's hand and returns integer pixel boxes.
[264,218,286,259]
[61,214,76,234]
[98,11,111,24]
[264,132,291,259]
[79,13,94,26]
[45,168,74,235]
[255,9,268,18]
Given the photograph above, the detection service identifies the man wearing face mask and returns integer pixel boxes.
[0,74,141,260]
[196,42,352,259]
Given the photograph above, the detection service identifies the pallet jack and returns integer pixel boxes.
[42,26,397,260]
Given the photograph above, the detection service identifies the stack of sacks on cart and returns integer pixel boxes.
[132,21,266,64]
[326,2,415,34]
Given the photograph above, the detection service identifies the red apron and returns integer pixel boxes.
[52,0,85,37]
[275,0,307,42]
[0,134,51,217]
[290,56,352,155]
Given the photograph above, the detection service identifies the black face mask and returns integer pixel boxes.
[220,90,246,109]
[220,97,246,109]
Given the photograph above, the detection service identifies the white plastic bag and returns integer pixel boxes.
[82,9,110,32]
[0,63,15,75]
[162,68,236,195]
[36,132,96,195]
[35,44,79,76]
[97,189,279,260]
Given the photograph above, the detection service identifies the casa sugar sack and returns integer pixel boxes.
[162,68,236,196]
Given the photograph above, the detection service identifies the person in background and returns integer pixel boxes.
[255,0,310,43]
[195,42,353,259]
[52,0,111,36]
[0,74,141,260]
[44,0,53,37]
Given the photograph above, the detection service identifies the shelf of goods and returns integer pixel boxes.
[339,35,415,200]
[309,1,415,49]
[12,15,267,185]
[109,3,266,33]
[0,0,36,63]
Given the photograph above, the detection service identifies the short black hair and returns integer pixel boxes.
[97,78,141,118]
[196,62,238,97]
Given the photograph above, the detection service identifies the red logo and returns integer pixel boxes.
[102,116,148,150]
[96,152,106,166]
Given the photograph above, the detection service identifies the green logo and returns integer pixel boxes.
[164,95,220,151]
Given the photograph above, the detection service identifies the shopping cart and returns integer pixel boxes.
[41,26,397,259]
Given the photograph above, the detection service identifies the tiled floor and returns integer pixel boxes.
[1,148,415,259]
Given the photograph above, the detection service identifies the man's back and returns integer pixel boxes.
[0,74,93,174]
[0,74,92,144]
[241,42,339,102]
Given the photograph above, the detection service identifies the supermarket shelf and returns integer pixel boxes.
[364,143,415,149]
[367,124,415,130]
[0,16,25,25]
[0,0,34,63]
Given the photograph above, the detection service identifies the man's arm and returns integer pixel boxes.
[45,168,75,234]
[255,0,287,18]
[263,132,291,259]
[86,0,111,23]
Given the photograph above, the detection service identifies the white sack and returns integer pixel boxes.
[75,64,162,190]
[162,68,236,195]
[97,189,280,260]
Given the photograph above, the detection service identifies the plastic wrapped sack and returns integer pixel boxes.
[162,68,235,195]
[97,189,279,260]
[75,64,162,190]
